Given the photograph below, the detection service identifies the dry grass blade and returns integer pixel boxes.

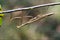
[10,16,32,22]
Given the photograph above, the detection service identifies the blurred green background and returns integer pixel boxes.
[0,0,60,40]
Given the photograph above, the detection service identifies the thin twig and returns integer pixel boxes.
[17,12,54,28]
[10,16,32,22]
[0,2,60,13]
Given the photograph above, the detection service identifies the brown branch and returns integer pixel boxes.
[17,12,54,28]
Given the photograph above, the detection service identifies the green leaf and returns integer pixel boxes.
[0,17,2,26]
